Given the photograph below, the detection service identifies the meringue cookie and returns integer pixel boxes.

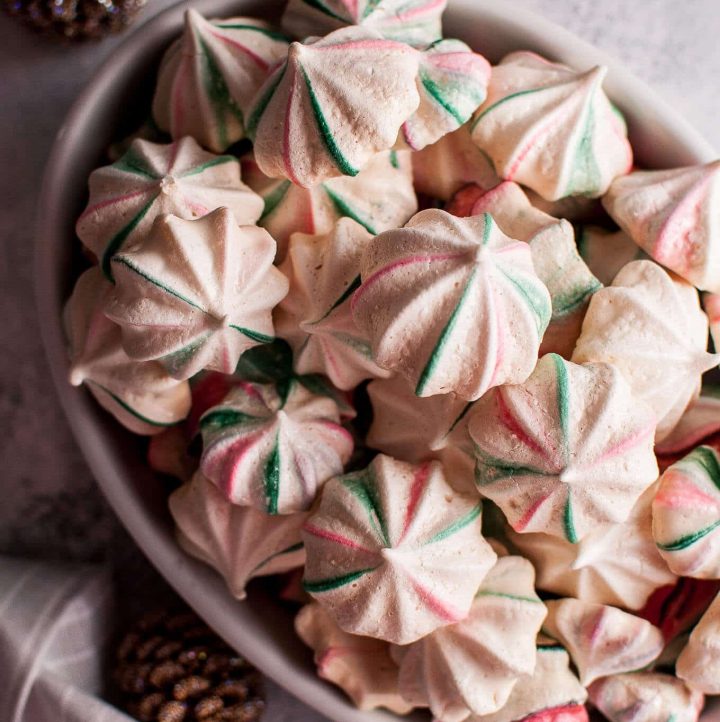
[542,599,664,686]
[352,209,551,401]
[295,602,412,714]
[168,471,306,600]
[77,137,264,276]
[603,161,720,293]
[302,455,496,644]
[655,387,720,455]
[152,10,290,152]
[397,39,491,152]
[241,150,417,259]
[65,268,191,436]
[676,591,720,693]
[576,225,647,286]
[470,51,633,201]
[508,484,678,610]
[470,354,658,542]
[281,0,447,47]
[247,27,421,187]
[199,379,353,514]
[274,219,392,390]
[572,260,720,441]
[105,208,288,380]
[588,673,704,722]
[394,556,547,721]
[652,445,720,579]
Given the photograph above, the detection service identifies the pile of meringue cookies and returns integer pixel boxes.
[64,1,720,720]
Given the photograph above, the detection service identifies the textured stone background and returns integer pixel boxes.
[1,1,718,720]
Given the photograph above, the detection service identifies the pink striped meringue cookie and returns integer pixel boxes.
[470,51,633,201]
[65,267,191,436]
[246,26,421,188]
[152,10,290,153]
[352,209,552,401]
[168,471,306,600]
[575,225,647,286]
[281,0,447,47]
[397,39,491,152]
[655,387,720,455]
[275,219,391,391]
[241,149,417,260]
[676,590,720,693]
[105,208,288,380]
[588,672,704,722]
[301,455,496,644]
[470,354,658,542]
[652,445,720,579]
[76,137,263,274]
[199,379,353,514]
[542,599,664,686]
[393,556,547,721]
[572,260,720,441]
[295,602,412,714]
[603,161,720,294]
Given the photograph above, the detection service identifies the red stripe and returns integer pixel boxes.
[210,29,269,71]
[303,523,377,555]
[398,462,431,545]
[515,489,553,531]
[408,573,463,622]
[78,188,150,220]
[496,388,550,461]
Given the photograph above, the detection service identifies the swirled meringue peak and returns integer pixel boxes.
[470,51,633,201]
[168,471,306,600]
[572,260,720,441]
[352,209,552,401]
[603,161,720,293]
[676,590,720,693]
[397,39,491,152]
[508,484,678,610]
[588,672,704,722]
[76,137,264,275]
[394,555,546,721]
[543,599,664,686]
[152,10,290,152]
[295,602,412,713]
[576,225,647,286]
[241,149,417,259]
[470,354,658,542]
[65,268,191,436]
[281,0,447,47]
[302,455,496,644]
[199,379,353,514]
[652,445,720,579]
[246,27,421,188]
[105,208,288,380]
[275,219,391,391]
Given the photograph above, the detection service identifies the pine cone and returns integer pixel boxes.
[114,609,265,722]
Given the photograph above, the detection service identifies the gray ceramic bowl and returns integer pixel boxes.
[36,1,719,720]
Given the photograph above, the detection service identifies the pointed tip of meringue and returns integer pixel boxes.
[69,365,85,387]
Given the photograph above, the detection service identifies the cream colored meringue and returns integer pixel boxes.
[76,137,263,274]
[572,260,720,441]
[352,209,551,401]
[65,267,191,436]
[153,10,290,152]
[470,354,658,542]
[471,51,633,201]
[576,225,647,286]
[274,219,392,391]
[105,208,288,380]
[508,484,678,610]
[588,672,704,722]
[295,602,412,714]
[247,26,421,187]
[168,471,306,600]
[199,379,353,514]
[394,556,546,721]
[543,599,664,686]
[281,0,447,47]
[652,445,720,579]
[241,150,417,260]
[302,455,496,644]
[676,590,720,693]
[603,161,720,294]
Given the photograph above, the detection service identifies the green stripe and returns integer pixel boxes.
[686,446,720,490]
[303,567,377,593]
[565,99,601,196]
[538,644,566,653]
[474,450,550,486]
[551,279,602,318]
[259,180,292,221]
[420,71,465,125]
[361,0,383,19]
[552,354,570,463]
[229,325,274,344]
[425,503,482,544]
[302,67,359,177]
[264,434,281,514]
[247,64,287,139]
[250,542,304,575]
[323,186,377,233]
[472,86,547,130]
[213,23,289,41]
[342,469,389,545]
[299,0,348,22]
[389,150,400,169]
[112,148,159,179]
[476,590,543,604]
[200,408,259,432]
[416,267,478,396]
[563,490,578,543]
[179,155,236,178]
[316,275,362,322]
[657,519,720,552]
[89,382,176,428]
[498,266,551,337]
[447,402,473,435]
[481,212,493,245]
